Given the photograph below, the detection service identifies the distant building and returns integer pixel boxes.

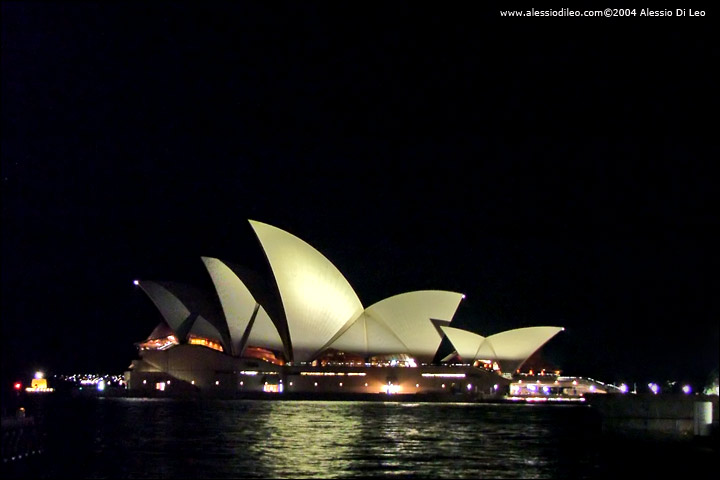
[125,220,563,397]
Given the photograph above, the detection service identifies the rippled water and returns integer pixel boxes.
[4,398,714,479]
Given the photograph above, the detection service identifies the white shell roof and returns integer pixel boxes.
[137,281,192,334]
[478,326,564,368]
[137,222,538,366]
[441,326,563,372]
[201,257,283,355]
[245,307,284,353]
[440,326,486,362]
[249,220,365,362]
[327,312,409,357]
[364,290,464,363]
[136,280,226,348]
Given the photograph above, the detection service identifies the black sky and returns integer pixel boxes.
[2,3,717,389]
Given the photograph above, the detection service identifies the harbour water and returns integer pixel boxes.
[3,397,716,478]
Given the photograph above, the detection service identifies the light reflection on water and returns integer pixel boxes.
[14,399,615,478]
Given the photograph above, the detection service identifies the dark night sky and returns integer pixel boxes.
[2,3,717,389]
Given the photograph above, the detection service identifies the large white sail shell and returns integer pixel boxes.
[440,326,486,362]
[249,220,364,362]
[364,290,464,363]
[481,326,564,372]
[201,256,283,355]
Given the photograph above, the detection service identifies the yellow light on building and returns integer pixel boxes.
[31,378,48,389]
[26,376,54,393]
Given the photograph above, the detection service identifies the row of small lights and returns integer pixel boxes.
[137,377,710,396]
[512,379,697,396]
[13,372,127,393]
[527,375,701,395]
[145,378,499,392]
[20,372,703,397]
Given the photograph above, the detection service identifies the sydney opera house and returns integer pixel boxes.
[125,220,564,398]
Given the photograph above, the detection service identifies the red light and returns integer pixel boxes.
[13,382,22,390]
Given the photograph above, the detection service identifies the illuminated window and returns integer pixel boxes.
[243,346,285,366]
[31,379,48,389]
[187,335,224,352]
[138,335,179,351]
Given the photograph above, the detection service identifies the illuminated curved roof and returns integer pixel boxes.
[440,326,486,362]
[327,312,408,357]
[244,307,284,353]
[201,257,283,356]
[364,290,464,363]
[135,222,486,365]
[136,280,228,349]
[249,220,365,362]
[477,326,564,372]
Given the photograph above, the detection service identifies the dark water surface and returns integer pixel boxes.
[3,398,715,478]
